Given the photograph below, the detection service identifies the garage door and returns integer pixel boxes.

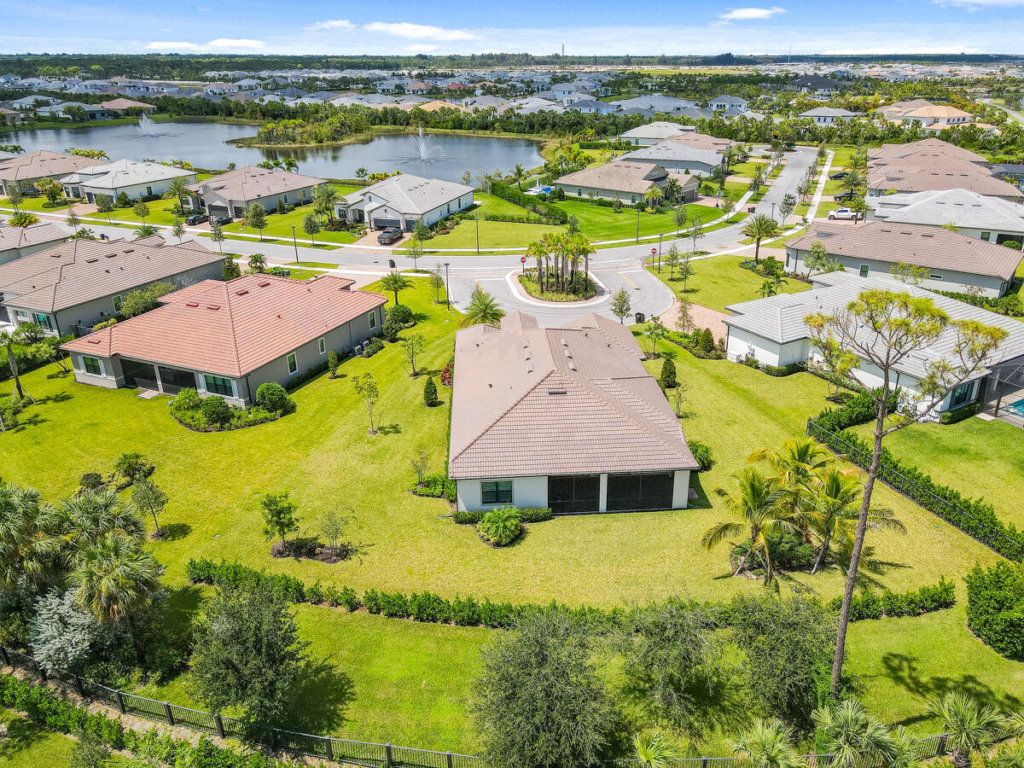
[606,473,674,512]
[208,204,229,216]
[373,218,400,230]
[547,475,600,515]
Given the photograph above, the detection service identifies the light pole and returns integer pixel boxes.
[475,214,480,255]
[291,225,298,263]
[770,202,777,223]
[444,261,451,311]
[635,207,640,243]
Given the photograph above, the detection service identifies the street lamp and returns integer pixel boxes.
[290,225,298,263]
[636,207,641,243]
[475,214,480,255]
[444,261,451,311]
[770,202,777,223]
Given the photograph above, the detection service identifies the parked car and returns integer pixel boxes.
[377,227,403,245]
[829,171,848,180]
[833,191,856,202]
[828,207,858,221]
[213,215,232,226]
[185,213,209,225]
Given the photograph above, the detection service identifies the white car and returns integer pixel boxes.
[828,207,858,221]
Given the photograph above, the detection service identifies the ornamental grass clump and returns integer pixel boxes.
[478,506,523,547]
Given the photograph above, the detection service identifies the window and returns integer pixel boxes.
[146,186,153,197]
[929,273,943,280]
[204,375,233,396]
[981,231,992,241]
[951,381,973,407]
[112,295,122,313]
[287,353,298,375]
[859,265,869,278]
[577,188,582,196]
[481,480,513,505]
[33,313,52,331]
[318,337,326,355]
[82,356,102,376]
[283,194,289,203]
[368,311,376,330]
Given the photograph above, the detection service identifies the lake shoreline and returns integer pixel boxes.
[232,126,556,154]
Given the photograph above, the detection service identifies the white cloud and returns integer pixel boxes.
[146,38,265,52]
[304,19,355,31]
[363,22,478,40]
[406,43,438,52]
[718,6,788,20]
[935,0,1024,5]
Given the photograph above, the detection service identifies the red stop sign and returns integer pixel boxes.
[651,248,657,255]
[520,256,527,263]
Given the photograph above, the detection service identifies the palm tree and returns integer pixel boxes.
[47,488,145,564]
[0,482,48,587]
[841,170,863,197]
[162,176,192,215]
[511,163,527,191]
[133,224,157,239]
[644,184,664,209]
[460,284,505,327]
[569,232,595,294]
[8,211,39,227]
[702,468,797,582]
[664,178,681,203]
[381,271,411,306]
[887,726,923,768]
[804,468,906,574]
[758,279,780,298]
[742,213,779,265]
[526,241,546,294]
[0,326,34,404]
[282,157,298,173]
[749,436,834,489]
[540,232,562,292]
[926,692,1006,768]
[633,730,679,768]
[732,720,806,768]
[812,700,896,768]
[313,184,341,223]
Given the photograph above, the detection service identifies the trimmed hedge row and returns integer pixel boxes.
[0,675,288,767]
[452,506,553,525]
[490,181,569,223]
[965,560,1024,660]
[578,140,633,150]
[939,402,981,425]
[814,388,899,433]
[479,213,561,225]
[827,578,956,621]
[934,288,1023,318]
[762,362,803,377]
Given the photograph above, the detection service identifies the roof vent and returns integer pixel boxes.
[564,349,572,359]
[258,281,271,287]
[560,337,568,346]
[186,301,199,307]
[568,360,577,371]
[207,305,220,310]
[86,257,99,263]
[548,388,567,395]
[123,249,133,253]
[235,289,249,296]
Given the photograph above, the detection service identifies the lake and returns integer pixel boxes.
[6,121,545,183]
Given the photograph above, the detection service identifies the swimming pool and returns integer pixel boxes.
[1004,398,1024,418]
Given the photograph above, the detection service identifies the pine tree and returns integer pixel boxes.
[423,376,438,407]
[659,357,677,390]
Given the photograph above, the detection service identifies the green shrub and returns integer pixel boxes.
[453,506,551,525]
[762,362,803,377]
[689,440,714,471]
[339,586,360,611]
[814,388,899,433]
[171,387,201,411]
[381,315,402,343]
[327,350,339,378]
[423,376,438,406]
[490,182,569,223]
[200,395,232,426]
[828,578,956,621]
[410,591,451,623]
[79,472,103,490]
[255,382,293,414]
[283,360,328,391]
[939,402,980,424]
[659,357,677,389]
[479,506,523,546]
[378,591,410,619]
[732,528,814,573]
[363,336,384,357]
[453,508,484,524]
[965,561,1024,660]
[387,304,414,325]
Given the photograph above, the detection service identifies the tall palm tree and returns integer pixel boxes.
[812,700,896,768]
[381,271,411,306]
[732,720,806,768]
[460,285,505,327]
[634,730,679,768]
[664,178,681,203]
[162,176,192,215]
[749,437,834,489]
[742,213,779,265]
[570,233,595,294]
[282,157,298,173]
[841,170,864,197]
[804,468,905,574]
[525,241,546,294]
[644,185,664,209]
[313,184,341,223]
[702,468,797,582]
[0,482,48,587]
[926,692,1006,768]
[540,232,562,293]
[46,489,145,565]
[0,326,34,404]
[511,163,527,190]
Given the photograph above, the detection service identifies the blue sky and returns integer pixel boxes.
[2,0,1024,56]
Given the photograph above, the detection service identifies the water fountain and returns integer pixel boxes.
[393,126,450,167]
[137,113,157,136]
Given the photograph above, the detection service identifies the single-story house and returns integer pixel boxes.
[617,140,725,176]
[449,312,699,514]
[868,138,988,167]
[62,274,386,405]
[184,166,328,219]
[723,271,1024,420]
[335,173,474,231]
[0,107,24,125]
[36,102,116,121]
[709,95,748,112]
[620,121,694,146]
[867,188,1024,244]
[565,99,617,115]
[609,95,699,113]
[784,221,1023,297]
[867,162,1023,200]
[0,236,225,335]
[61,159,196,203]
[799,107,860,124]
[553,162,698,204]
[792,75,844,96]
[877,99,934,121]
[0,222,67,268]
[0,150,97,196]
[97,98,157,115]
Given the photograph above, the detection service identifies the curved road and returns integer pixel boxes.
[1,147,818,327]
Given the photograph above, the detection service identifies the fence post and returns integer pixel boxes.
[267,727,277,751]
[937,734,948,757]
[447,751,454,768]
[0,646,9,667]
[214,713,226,739]
[74,675,85,698]
[325,737,334,762]
[35,659,47,681]
[163,702,175,726]
[385,743,394,768]
[702,757,709,768]
[115,691,127,715]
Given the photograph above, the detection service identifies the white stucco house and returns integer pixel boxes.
[61,159,196,203]
[866,188,1024,245]
[449,312,699,514]
[335,173,474,231]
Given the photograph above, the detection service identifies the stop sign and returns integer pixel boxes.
[651,248,657,255]
[520,256,527,263]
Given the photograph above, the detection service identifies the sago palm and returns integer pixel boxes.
[460,285,505,328]
[812,699,896,768]
[732,719,806,768]
[926,691,1006,768]
[702,468,796,582]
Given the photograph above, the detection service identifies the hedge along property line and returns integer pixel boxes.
[965,560,1024,661]
[827,578,956,621]
[185,559,957,630]
[489,181,569,223]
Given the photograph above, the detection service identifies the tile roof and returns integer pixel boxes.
[0,222,67,254]
[98,98,156,110]
[340,173,474,216]
[60,159,194,189]
[619,140,724,169]
[786,220,1023,281]
[869,188,1024,233]
[724,271,1024,380]
[867,138,987,165]
[448,312,698,480]
[187,165,327,204]
[0,150,96,182]
[621,122,692,140]
[62,274,387,378]
[0,237,223,313]
[556,162,693,195]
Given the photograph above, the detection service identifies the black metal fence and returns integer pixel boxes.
[806,419,1024,562]
[1,644,950,768]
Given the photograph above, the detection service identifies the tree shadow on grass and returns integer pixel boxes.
[0,714,52,761]
[159,522,192,542]
[378,423,401,435]
[37,391,73,405]
[284,658,356,734]
[874,653,1024,725]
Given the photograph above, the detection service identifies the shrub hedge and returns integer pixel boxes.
[965,560,1024,660]
[762,362,803,377]
[939,402,980,425]
[827,578,956,621]
[934,288,1023,318]
[410,471,456,502]
[452,506,553,525]
[490,181,569,223]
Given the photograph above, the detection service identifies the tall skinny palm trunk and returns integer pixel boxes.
[812,530,831,574]
[6,341,32,404]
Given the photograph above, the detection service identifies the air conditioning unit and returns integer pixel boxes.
[354,343,363,357]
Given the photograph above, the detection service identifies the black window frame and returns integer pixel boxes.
[481,480,513,505]
[204,375,233,397]
[82,356,102,375]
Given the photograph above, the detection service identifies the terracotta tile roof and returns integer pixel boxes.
[867,138,987,165]
[555,162,694,195]
[448,312,698,480]
[786,221,1024,282]
[97,98,156,110]
[0,237,224,313]
[664,133,738,151]
[63,274,386,378]
[0,150,96,182]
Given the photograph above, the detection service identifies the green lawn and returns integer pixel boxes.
[224,194,360,246]
[816,201,841,219]
[420,218,563,250]
[0,710,82,767]
[649,254,811,313]
[555,199,726,242]
[828,146,858,171]
[0,196,77,214]
[729,161,766,179]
